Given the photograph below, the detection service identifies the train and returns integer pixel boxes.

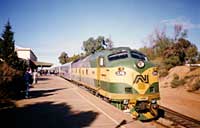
[52,47,160,120]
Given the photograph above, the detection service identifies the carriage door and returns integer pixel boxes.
[97,56,105,87]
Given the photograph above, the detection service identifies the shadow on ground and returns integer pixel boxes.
[0,101,99,128]
[16,88,66,100]
[29,88,66,98]
[37,77,51,81]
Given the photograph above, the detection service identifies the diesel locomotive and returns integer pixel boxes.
[57,47,160,120]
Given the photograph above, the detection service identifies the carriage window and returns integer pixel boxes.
[99,57,104,67]
[108,51,128,61]
[131,51,148,61]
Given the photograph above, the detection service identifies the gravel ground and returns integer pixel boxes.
[159,78,200,121]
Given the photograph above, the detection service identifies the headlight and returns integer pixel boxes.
[136,60,145,68]
[152,71,158,76]
[152,68,158,76]
[123,100,129,105]
[151,99,157,104]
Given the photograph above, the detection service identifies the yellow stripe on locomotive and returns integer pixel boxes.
[61,47,160,120]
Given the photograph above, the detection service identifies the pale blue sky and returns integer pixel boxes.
[0,0,199,65]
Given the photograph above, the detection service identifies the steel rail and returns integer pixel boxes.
[159,105,200,128]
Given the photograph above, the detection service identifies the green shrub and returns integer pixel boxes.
[171,79,185,88]
[164,56,182,70]
[184,75,191,79]
[158,67,169,77]
[187,79,200,92]
[170,74,185,88]
[0,62,25,99]
[173,73,179,80]
[159,70,168,77]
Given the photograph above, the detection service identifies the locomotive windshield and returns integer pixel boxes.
[108,51,128,61]
[131,51,148,61]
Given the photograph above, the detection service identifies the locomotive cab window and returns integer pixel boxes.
[131,51,148,61]
[99,57,105,67]
[108,51,128,61]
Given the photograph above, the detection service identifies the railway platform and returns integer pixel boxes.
[12,75,158,128]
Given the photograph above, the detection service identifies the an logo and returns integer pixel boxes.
[133,75,149,84]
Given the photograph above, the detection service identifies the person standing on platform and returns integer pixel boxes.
[24,68,32,98]
[33,69,38,85]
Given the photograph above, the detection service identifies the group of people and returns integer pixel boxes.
[24,68,38,98]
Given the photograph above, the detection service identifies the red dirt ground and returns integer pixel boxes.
[159,66,200,120]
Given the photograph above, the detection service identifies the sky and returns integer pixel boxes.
[0,0,199,65]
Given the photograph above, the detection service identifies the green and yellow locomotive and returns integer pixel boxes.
[60,47,160,120]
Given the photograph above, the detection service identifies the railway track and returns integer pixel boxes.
[84,84,200,128]
[65,78,200,128]
[157,106,200,128]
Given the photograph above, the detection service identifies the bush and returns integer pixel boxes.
[171,79,185,88]
[173,73,179,80]
[170,74,185,88]
[0,62,25,99]
[159,68,168,77]
[187,79,200,92]
[164,56,182,70]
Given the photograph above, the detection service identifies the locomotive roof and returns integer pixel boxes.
[71,47,146,64]
[94,47,142,56]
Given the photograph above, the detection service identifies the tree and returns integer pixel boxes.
[174,24,187,41]
[95,36,105,51]
[58,52,69,64]
[139,46,155,60]
[197,52,200,62]
[176,38,198,64]
[163,38,198,66]
[68,54,81,62]
[1,21,15,61]
[0,21,27,70]
[142,26,173,60]
[83,36,105,55]
[58,52,82,64]
[105,38,114,49]
[0,38,2,61]
[152,27,172,57]
[140,24,198,70]
[185,44,198,63]
[1,21,18,65]
[164,56,182,69]
[0,21,27,99]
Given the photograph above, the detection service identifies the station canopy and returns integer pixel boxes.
[33,61,53,67]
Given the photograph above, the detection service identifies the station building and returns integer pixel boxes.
[15,45,53,69]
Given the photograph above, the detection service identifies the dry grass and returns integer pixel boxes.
[159,68,169,77]
[187,79,200,92]
[161,66,200,92]
[184,68,200,92]
[170,73,186,88]
[186,67,200,78]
